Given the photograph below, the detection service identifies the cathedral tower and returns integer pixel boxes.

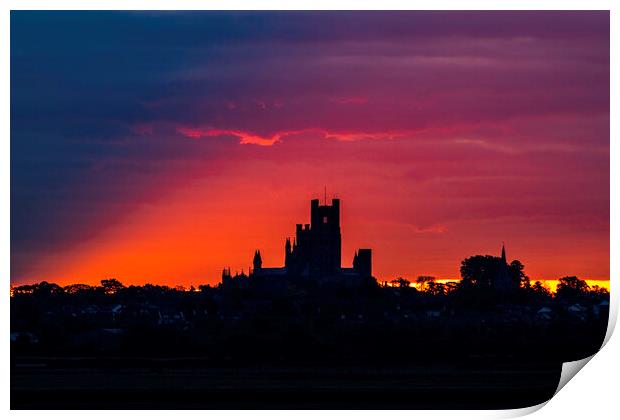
[310,198,342,276]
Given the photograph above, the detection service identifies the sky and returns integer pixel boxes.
[10,11,610,287]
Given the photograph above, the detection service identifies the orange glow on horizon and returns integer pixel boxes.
[11,135,609,288]
[421,279,610,294]
[10,12,609,294]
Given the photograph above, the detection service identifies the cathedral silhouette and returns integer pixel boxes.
[222,198,373,288]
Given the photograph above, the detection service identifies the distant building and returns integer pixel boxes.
[494,243,513,292]
[222,198,373,288]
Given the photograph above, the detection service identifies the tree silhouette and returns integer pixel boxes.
[100,278,125,295]
[13,281,64,296]
[425,281,446,296]
[64,283,93,295]
[531,281,552,298]
[589,285,609,299]
[416,275,435,290]
[460,255,502,289]
[460,255,526,291]
[391,277,411,288]
[509,260,529,289]
[556,276,590,300]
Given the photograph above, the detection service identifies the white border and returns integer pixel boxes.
[2,0,619,10]
[3,1,617,419]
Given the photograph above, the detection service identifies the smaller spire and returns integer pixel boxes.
[253,249,262,270]
[501,242,507,263]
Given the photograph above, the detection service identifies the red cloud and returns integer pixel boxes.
[176,126,413,146]
[176,127,301,146]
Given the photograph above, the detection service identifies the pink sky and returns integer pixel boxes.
[11,12,609,286]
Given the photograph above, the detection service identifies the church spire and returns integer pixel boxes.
[501,242,506,264]
[253,249,262,271]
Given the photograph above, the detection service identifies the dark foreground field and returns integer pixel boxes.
[13,278,604,409]
[11,357,561,409]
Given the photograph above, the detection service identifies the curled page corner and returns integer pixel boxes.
[555,355,595,396]
[550,297,617,400]
[602,295,617,347]
[500,355,598,418]
[499,309,615,419]
[495,401,548,418]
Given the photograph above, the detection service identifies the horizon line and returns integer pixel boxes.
[9,277,611,290]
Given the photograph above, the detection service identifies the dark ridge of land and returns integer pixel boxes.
[10,276,608,409]
[11,358,561,409]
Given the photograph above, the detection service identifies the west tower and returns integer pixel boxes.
[310,198,342,277]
